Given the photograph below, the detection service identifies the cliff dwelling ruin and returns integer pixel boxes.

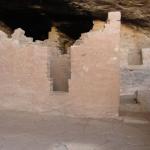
[0,11,120,118]
[0,0,150,149]
[0,8,150,117]
[0,10,150,117]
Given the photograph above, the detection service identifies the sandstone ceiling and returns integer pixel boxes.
[0,0,150,27]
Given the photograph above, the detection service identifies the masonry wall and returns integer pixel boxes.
[0,30,50,111]
[0,12,121,118]
[68,12,121,118]
[120,48,150,112]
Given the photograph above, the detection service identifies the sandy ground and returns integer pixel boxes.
[0,110,150,150]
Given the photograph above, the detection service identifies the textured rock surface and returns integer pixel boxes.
[68,0,150,27]
[69,12,120,118]
[0,29,50,112]
[0,0,150,27]
[0,21,12,36]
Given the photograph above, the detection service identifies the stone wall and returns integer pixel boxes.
[121,48,150,95]
[68,12,120,118]
[142,48,150,66]
[120,48,150,112]
[0,30,51,112]
[0,12,121,118]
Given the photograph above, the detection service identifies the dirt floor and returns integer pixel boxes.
[0,110,150,150]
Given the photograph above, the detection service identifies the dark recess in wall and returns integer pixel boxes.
[0,11,93,40]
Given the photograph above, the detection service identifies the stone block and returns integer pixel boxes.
[138,90,150,112]
[142,48,150,66]
[108,12,121,21]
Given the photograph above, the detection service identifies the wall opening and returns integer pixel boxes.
[128,50,143,65]
[49,17,93,92]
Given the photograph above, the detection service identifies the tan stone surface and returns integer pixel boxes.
[69,12,121,118]
[92,20,105,31]
[48,26,59,42]
[138,90,150,112]
[142,48,150,66]
[0,29,50,112]
[120,25,150,67]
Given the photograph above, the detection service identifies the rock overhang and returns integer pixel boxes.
[0,0,149,27]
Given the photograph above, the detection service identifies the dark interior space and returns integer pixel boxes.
[52,16,93,40]
[0,11,93,41]
[0,11,51,40]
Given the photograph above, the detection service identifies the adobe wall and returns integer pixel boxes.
[0,30,51,112]
[68,12,121,118]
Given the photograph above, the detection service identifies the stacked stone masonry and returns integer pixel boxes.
[121,48,150,112]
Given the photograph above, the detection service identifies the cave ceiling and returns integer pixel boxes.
[0,0,150,27]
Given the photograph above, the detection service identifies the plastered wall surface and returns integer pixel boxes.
[0,30,50,112]
[68,12,120,118]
